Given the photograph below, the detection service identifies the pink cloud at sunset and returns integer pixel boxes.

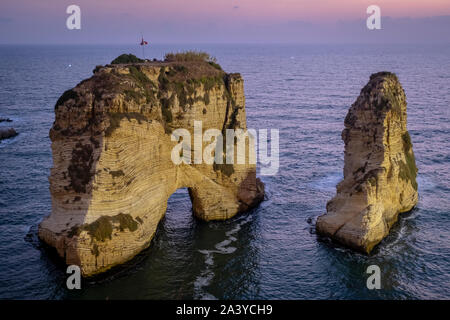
[1,0,450,43]
[2,0,450,22]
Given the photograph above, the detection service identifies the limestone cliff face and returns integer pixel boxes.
[316,72,418,253]
[38,58,264,276]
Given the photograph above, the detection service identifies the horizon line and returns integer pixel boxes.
[1,42,450,46]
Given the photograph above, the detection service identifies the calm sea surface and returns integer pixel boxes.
[0,44,449,299]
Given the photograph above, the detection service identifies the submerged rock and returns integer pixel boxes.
[316,72,418,253]
[0,117,13,123]
[0,128,18,140]
[38,53,264,276]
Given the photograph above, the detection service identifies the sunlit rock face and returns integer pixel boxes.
[38,58,264,276]
[316,72,418,253]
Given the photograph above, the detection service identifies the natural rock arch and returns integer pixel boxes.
[39,58,264,276]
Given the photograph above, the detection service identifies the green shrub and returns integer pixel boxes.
[124,89,142,103]
[173,65,188,73]
[85,216,114,242]
[399,132,418,190]
[105,113,148,137]
[162,104,173,123]
[111,54,144,64]
[68,213,139,242]
[128,66,151,86]
[402,132,412,151]
[164,51,217,63]
[109,170,124,178]
[208,61,222,70]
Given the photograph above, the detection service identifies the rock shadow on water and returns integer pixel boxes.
[56,191,262,300]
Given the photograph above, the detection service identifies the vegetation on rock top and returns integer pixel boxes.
[54,51,240,160]
[164,51,217,64]
[111,53,144,64]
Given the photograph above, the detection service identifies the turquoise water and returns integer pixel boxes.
[0,44,449,299]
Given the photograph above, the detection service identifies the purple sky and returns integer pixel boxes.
[1,1,450,44]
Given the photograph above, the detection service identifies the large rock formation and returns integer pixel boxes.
[39,55,264,276]
[316,72,418,253]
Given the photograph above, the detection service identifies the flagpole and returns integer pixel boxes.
[140,34,149,61]
[141,33,145,61]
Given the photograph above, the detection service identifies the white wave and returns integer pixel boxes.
[193,268,217,300]
[194,215,252,299]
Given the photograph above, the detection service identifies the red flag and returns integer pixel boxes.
[140,38,148,46]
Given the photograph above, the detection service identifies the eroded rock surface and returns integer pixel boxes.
[38,57,264,276]
[316,72,418,253]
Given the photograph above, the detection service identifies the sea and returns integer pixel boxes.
[0,44,449,299]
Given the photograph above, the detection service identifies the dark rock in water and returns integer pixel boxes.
[0,117,13,123]
[0,128,18,140]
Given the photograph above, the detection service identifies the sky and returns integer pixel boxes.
[1,0,450,44]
